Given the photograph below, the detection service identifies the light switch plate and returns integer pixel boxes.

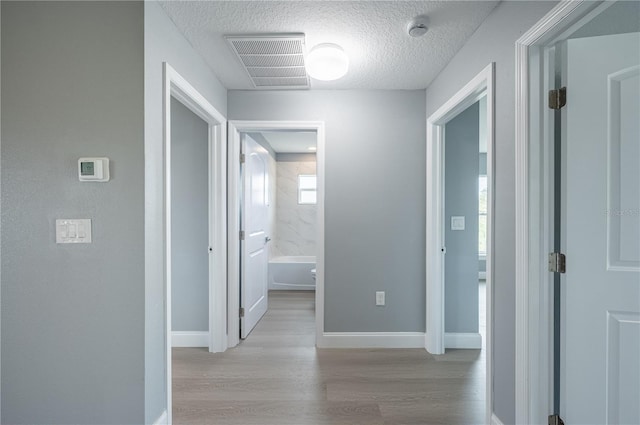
[56,219,92,244]
[451,216,465,231]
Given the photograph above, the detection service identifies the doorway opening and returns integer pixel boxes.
[425,63,495,425]
[240,130,318,339]
[442,97,488,352]
[169,97,210,347]
[162,63,227,425]
[227,121,325,349]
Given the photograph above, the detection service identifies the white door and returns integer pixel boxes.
[561,32,640,424]
[240,135,270,339]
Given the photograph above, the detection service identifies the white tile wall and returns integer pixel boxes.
[274,160,317,256]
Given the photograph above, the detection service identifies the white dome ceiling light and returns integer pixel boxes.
[305,43,349,81]
[407,16,429,38]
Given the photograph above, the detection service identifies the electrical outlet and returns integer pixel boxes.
[376,291,385,306]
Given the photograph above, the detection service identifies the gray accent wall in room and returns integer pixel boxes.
[1,2,145,423]
[229,90,426,332]
[171,98,209,332]
[424,1,558,423]
[144,2,227,420]
[444,102,480,334]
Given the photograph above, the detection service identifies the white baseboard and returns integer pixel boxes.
[171,331,208,347]
[491,412,505,425]
[318,332,425,348]
[444,332,482,349]
[269,282,315,290]
[153,410,168,425]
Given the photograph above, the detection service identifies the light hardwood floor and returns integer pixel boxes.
[173,291,485,424]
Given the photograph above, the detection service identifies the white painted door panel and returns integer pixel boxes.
[241,135,269,339]
[562,32,640,424]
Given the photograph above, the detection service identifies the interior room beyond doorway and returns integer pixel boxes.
[443,97,488,352]
[232,126,322,343]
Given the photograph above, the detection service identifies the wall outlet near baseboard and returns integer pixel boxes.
[375,291,385,306]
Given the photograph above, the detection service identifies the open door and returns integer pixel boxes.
[240,134,270,339]
[559,31,639,424]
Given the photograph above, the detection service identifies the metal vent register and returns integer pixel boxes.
[225,34,310,89]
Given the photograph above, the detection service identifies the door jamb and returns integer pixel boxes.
[227,121,325,349]
[163,62,228,423]
[425,62,495,425]
[514,2,611,423]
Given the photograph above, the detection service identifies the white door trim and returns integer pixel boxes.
[425,62,495,425]
[514,2,612,423]
[227,121,325,349]
[163,62,227,424]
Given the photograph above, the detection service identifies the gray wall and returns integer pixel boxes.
[144,1,227,420]
[479,153,487,176]
[1,2,144,423]
[171,98,209,332]
[424,1,558,423]
[444,102,479,334]
[229,90,426,332]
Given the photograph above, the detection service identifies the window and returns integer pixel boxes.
[298,174,317,204]
[479,175,488,255]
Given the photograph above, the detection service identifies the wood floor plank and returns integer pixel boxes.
[173,376,326,402]
[173,290,485,424]
[378,400,486,425]
[326,377,484,403]
[173,400,385,425]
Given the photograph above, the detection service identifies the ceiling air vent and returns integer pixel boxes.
[225,34,310,90]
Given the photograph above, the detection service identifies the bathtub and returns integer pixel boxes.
[268,256,316,290]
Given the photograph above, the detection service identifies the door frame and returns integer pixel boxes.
[227,121,325,349]
[425,62,495,425]
[514,1,616,423]
[163,63,228,423]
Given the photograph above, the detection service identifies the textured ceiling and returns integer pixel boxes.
[158,1,500,90]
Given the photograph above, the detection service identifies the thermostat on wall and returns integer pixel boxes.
[78,158,110,182]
